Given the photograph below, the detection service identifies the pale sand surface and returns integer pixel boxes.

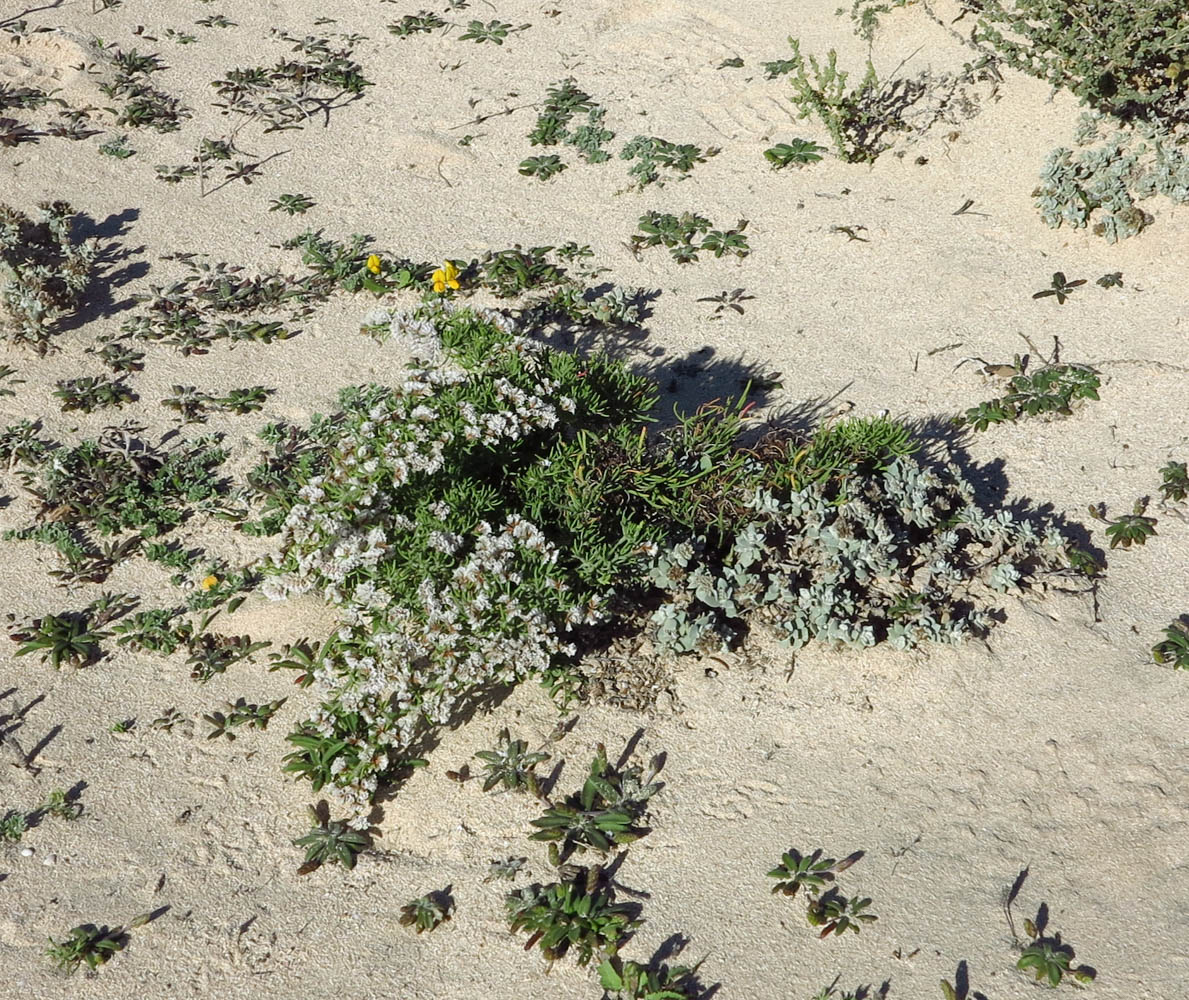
[1,1,1186,997]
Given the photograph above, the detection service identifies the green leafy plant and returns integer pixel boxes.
[203,697,287,740]
[961,365,1101,430]
[1,809,28,842]
[44,914,150,975]
[1032,271,1086,304]
[505,869,641,967]
[293,801,371,873]
[8,606,111,669]
[1089,498,1157,549]
[620,135,718,189]
[529,744,662,861]
[388,12,447,38]
[598,956,703,1000]
[764,139,827,168]
[475,728,552,794]
[269,193,316,215]
[768,848,863,898]
[782,38,897,162]
[399,889,454,932]
[98,134,135,158]
[631,211,749,263]
[458,20,528,45]
[519,154,567,181]
[54,375,136,413]
[1151,618,1189,670]
[1158,460,1189,502]
[806,888,877,937]
[768,847,876,937]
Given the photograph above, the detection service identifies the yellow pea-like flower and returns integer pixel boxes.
[201,574,219,592]
[431,260,460,293]
[366,253,382,275]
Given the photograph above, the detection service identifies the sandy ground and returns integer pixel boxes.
[1,0,1186,997]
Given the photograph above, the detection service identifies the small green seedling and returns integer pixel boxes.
[45,914,150,975]
[474,728,551,794]
[203,697,287,740]
[388,13,447,37]
[519,154,567,181]
[98,134,135,159]
[1018,932,1095,988]
[1,809,29,842]
[293,801,371,873]
[1032,272,1086,304]
[485,856,528,882]
[764,139,827,168]
[768,848,862,898]
[269,193,316,215]
[1095,271,1123,288]
[1089,498,1157,549]
[806,887,877,937]
[1152,619,1189,670]
[1158,460,1188,502]
[458,19,527,45]
[399,889,454,933]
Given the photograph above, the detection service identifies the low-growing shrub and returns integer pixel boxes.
[250,304,1083,824]
[973,1,1189,127]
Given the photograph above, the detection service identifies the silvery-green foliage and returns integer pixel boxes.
[0,201,97,353]
[648,457,1070,656]
[1034,113,1189,242]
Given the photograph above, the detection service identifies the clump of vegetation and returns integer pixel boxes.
[1152,619,1189,671]
[630,212,750,264]
[780,38,899,162]
[974,1,1189,126]
[1033,113,1189,242]
[1158,460,1188,502]
[528,78,615,164]
[529,744,663,863]
[98,46,190,132]
[211,30,372,132]
[505,868,641,967]
[598,956,704,1000]
[960,363,1101,430]
[45,913,151,975]
[768,848,877,938]
[619,135,718,188]
[399,889,454,933]
[1089,499,1157,549]
[249,304,1082,825]
[475,728,552,794]
[293,801,371,873]
[0,201,97,353]
[12,428,230,537]
[7,599,122,669]
[764,138,827,169]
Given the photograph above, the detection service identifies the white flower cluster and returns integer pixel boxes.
[259,305,601,825]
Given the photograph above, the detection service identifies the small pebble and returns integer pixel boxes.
[42,854,57,866]
[20,847,34,857]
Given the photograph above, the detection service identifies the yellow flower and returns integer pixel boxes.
[431,260,460,293]
[366,253,382,275]
[200,574,219,592]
